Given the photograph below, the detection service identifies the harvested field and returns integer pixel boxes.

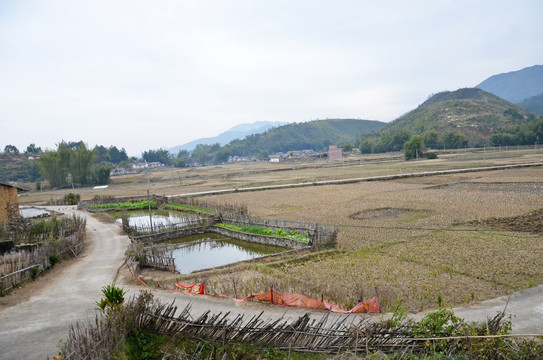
[18,149,543,313]
[194,166,543,312]
[433,182,543,194]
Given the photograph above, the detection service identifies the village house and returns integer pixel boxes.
[328,145,343,160]
[110,167,128,176]
[132,162,164,170]
[0,182,27,222]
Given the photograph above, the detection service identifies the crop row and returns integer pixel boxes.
[88,200,157,210]
[216,223,310,243]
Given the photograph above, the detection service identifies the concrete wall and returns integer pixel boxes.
[0,184,19,222]
[131,227,208,245]
[209,226,309,249]
[130,225,310,250]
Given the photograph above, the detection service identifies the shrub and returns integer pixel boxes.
[49,253,60,267]
[96,284,126,313]
[65,193,80,205]
[30,267,40,280]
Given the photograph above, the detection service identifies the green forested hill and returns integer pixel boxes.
[359,88,543,153]
[519,93,543,116]
[385,88,535,141]
[225,119,385,156]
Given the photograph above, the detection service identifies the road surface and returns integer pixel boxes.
[0,206,128,360]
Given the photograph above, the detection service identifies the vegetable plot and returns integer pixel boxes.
[216,223,311,243]
[89,200,157,210]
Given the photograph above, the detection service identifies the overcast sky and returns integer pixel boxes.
[1,1,542,156]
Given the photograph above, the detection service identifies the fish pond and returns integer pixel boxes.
[114,209,201,231]
[169,233,284,274]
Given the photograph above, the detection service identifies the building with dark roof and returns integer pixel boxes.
[0,182,28,222]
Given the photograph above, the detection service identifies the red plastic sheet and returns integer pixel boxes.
[175,282,206,295]
[241,290,380,313]
[173,283,380,313]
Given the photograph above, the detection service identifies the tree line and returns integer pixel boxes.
[37,142,113,188]
[0,141,132,188]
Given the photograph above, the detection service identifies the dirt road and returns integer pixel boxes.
[0,207,129,360]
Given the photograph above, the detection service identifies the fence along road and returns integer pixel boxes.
[0,206,129,360]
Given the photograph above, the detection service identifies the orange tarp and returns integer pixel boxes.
[172,283,380,313]
[249,290,330,311]
[242,289,380,313]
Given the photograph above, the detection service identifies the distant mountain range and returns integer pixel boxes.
[225,119,385,156]
[476,65,543,115]
[168,65,543,160]
[169,121,289,154]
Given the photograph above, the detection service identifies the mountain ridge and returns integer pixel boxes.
[169,121,289,154]
[476,65,543,103]
[225,119,386,156]
[518,93,543,116]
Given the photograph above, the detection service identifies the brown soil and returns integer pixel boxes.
[349,207,428,220]
[472,208,543,233]
[434,182,543,194]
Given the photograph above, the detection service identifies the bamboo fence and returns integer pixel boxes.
[0,217,86,294]
[4,215,84,245]
[62,295,540,359]
[128,216,215,235]
[137,244,176,272]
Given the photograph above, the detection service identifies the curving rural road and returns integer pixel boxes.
[0,206,128,360]
[1,207,542,359]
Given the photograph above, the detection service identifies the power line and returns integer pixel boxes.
[331,223,532,233]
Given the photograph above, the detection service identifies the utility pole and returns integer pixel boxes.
[146,167,153,232]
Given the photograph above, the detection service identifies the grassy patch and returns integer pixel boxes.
[165,202,216,214]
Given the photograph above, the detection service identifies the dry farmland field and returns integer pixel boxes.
[19,147,543,312]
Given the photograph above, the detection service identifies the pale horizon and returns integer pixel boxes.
[1,1,542,156]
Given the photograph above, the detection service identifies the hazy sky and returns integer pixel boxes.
[1,1,542,156]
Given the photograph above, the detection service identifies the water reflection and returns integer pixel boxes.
[173,239,281,274]
[115,210,199,231]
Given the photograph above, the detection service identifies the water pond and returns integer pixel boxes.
[114,209,200,231]
[171,233,284,274]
